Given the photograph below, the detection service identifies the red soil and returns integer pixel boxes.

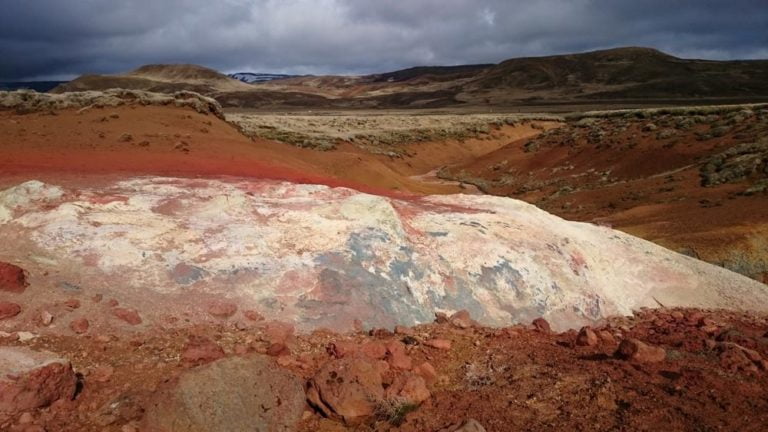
[0,106,556,199]
[1,308,767,431]
[0,106,413,198]
[446,114,768,281]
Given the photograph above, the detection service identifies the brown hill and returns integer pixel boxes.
[459,47,768,104]
[52,64,253,94]
[251,47,768,108]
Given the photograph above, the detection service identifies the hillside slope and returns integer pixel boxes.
[458,47,768,104]
[52,64,254,95]
[51,47,768,109]
[441,105,768,282]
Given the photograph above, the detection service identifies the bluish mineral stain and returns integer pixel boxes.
[427,231,449,237]
[172,263,206,285]
[300,231,433,328]
[58,281,81,292]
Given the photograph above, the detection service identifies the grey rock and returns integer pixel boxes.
[143,355,305,432]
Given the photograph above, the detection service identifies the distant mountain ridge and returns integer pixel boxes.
[48,47,768,108]
[228,72,300,83]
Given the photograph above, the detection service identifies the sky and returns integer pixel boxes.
[1,0,767,81]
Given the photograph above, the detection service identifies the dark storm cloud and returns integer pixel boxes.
[1,0,767,80]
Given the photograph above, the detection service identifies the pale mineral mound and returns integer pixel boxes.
[1,177,766,332]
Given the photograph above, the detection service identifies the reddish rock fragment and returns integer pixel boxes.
[181,336,225,366]
[0,301,21,320]
[385,372,431,405]
[532,317,551,333]
[89,365,114,383]
[414,361,438,385]
[0,347,77,422]
[434,312,449,324]
[207,301,237,319]
[264,321,294,345]
[307,357,387,422]
[243,309,264,321]
[327,341,357,358]
[0,262,28,293]
[576,327,599,346]
[394,325,414,336]
[112,307,142,325]
[386,340,412,370]
[685,311,705,326]
[598,330,617,345]
[63,299,80,310]
[717,342,764,374]
[360,341,387,360]
[424,338,452,350]
[266,343,290,357]
[616,338,666,363]
[450,310,473,328]
[69,318,89,334]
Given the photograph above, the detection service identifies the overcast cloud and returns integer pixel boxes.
[1,0,767,80]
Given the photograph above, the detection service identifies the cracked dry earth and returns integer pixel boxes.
[1,307,768,431]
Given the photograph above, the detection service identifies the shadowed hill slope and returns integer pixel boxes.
[51,47,768,109]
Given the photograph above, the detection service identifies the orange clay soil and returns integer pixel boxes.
[0,105,555,197]
[2,307,768,431]
[444,114,768,282]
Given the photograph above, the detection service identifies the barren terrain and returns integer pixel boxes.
[1,91,767,432]
[2,306,768,431]
[440,105,768,282]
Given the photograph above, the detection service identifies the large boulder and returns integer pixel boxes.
[143,355,305,432]
[0,347,77,421]
[2,177,768,331]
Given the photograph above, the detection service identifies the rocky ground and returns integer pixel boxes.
[2,297,768,431]
[440,105,768,282]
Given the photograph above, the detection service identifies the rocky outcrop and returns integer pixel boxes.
[0,89,224,118]
[1,178,767,332]
[143,355,305,432]
[0,347,77,421]
[700,138,768,189]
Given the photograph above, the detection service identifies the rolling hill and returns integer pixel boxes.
[52,63,254,95]
[50,47,768,109]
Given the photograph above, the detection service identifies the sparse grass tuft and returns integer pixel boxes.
[375,396,419,426]
[226,113,563,153]
[566,103,768,121]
